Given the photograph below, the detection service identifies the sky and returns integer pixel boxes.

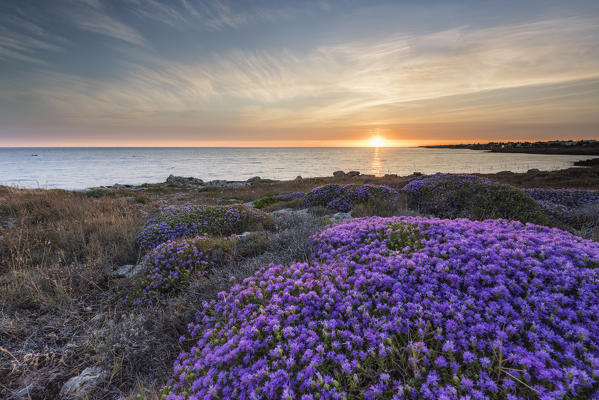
[1,0,598,147]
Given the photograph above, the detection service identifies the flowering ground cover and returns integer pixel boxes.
[523,189,599,229]
[525,188,599,209]
[304,184,400,212]
[137,205,272,251]
[162,216,599,399]
[402,174,551,225]
[131,236,235,305]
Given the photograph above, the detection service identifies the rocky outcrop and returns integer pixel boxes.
[333,170,346,178]
[346,171,360,177]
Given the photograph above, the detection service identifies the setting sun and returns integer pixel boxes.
[369,136,387,147]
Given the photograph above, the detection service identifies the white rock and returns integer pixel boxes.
[328,212,352,221]
[115,264,142,278]
[59,367,106,399]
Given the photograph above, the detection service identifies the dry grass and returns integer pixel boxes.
[0,187,150,399]
[0,187,147,272]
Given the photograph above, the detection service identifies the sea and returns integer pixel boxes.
[0,147,593,190]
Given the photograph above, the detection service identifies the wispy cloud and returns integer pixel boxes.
[63,0,149,48]
[125,0,293,31]
[0,11,67,64]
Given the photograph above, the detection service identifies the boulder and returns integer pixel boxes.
[115,264,142,278]
[412,172,423,176]
[247,176,262,183]
[166,175,204,186]
[59,367,106,399]
[205,180,248,189]
[328,212,352,221]
[333,170,346,178]
[527,168,540,173]
[346,171,360,177]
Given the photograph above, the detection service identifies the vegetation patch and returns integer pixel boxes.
[164,216,599,399]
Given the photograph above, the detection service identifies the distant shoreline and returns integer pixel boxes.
[422,139,599,155]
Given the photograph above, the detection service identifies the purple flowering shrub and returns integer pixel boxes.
[162,216,599,399]
[402,174,551,225]
[304,184,400,212]
[137,205,272,251]
[131,236,234,305]
[274,192,306,202]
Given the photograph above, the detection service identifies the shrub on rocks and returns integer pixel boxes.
[402,174,551,225]
[137,205,272,251]
[162,216,599,399]
[304,184,400,212]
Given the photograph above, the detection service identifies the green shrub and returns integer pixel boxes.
[402,174,552,225]
[254,195,278,209]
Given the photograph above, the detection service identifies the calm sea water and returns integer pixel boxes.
[0,147,592,190]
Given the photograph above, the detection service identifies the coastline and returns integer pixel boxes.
[1,163,598,399]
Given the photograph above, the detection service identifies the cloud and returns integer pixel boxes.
[2,14,598,141]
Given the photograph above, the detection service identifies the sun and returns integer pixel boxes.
[368,136,387,147]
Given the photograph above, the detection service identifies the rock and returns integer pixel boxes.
[333,170,346,178]
[0,216,17,231]
[347,171,360,177]
[205,180,248,189]
[112,183,124,188]
[527,168,540,173]
[328,212,352,221]
[59,367,106,399]
[271,208,310,217]
[295,176,303,181]
[497,170,513,174]
[115,264,142,278]
[384,174,398,178]
[166,175,204,186]
[412,172,423,176]
[247,176,262,183]
[13,383,35,399]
